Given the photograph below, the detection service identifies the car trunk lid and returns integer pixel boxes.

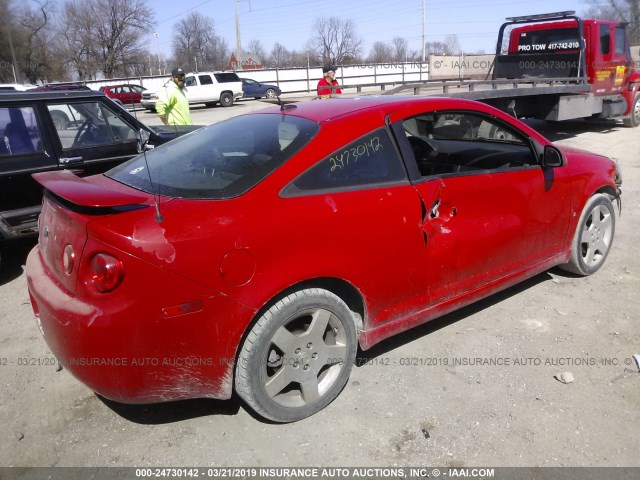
[33,171,150,295]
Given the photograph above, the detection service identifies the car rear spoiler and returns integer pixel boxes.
[32,170,148,209]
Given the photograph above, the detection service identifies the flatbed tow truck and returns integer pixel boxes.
[385,11,640,127]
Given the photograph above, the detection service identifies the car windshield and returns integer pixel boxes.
[107,113,319,199]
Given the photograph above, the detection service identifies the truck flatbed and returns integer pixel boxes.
[382,77,591,101]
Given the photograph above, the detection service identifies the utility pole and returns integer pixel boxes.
[235,0,242,70]
[422,0,426,62]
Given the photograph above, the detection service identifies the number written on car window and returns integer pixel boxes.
[329,136,383,172]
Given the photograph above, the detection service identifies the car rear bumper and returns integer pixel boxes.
[26,246,255,404]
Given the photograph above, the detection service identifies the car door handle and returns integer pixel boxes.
[59,156,83,164]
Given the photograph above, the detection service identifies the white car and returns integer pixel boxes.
[141,72,244,111]
[0,83,37,92]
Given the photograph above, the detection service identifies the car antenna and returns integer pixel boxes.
[117,36,164,222]
[277,95,296,111]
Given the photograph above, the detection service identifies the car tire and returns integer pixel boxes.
[559,193,616,276]
[622,93,639,128]
[235,288,357,423]
[265,88,277,99]
[50,111,69,130]
[219,92,233,107]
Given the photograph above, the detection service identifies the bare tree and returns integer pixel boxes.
[62,0,155,79]
[288,46,318,67]
[59,1,100,80]
[391,36,408,62]
[368,41,393,63]
[247,39,267,65]
[584,0,640,44]
[0,0,62,83]
[270,42,291,68]
[444,34,461,55]
[18,0,49,82]
[209,35,229,71]
[173,11,229,71]
[424,41,448,55]
[0,0,11,82]
[311,17,362,65]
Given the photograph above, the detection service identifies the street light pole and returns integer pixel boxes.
[154,32,161,75]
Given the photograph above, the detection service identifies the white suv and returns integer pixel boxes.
[141,71,244,111]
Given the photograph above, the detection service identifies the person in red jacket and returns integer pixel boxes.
[317,65,342,99]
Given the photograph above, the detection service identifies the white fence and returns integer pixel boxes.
[78,46,640,95]
[82,62,431,95]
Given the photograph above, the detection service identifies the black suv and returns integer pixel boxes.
[0,90,199,267]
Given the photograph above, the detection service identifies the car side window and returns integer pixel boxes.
[600,24,611,55]
[0,106,43,155]
[284,128,406,195]
[199,75,213,85]
[48,102,136,149]
[402,112,535,177]
[185,76,197,87]
[614,27,626,55]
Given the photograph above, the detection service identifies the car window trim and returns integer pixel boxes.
[391,109,542,183]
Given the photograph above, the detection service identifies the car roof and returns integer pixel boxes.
[187,71,236,75]
[0,90,106,102]
[257,96,493,123]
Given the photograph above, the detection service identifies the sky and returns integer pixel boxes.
[147,0,591,60]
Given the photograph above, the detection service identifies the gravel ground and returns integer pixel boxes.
[0,101,638,469]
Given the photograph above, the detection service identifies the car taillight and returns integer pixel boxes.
[90,253,124,293]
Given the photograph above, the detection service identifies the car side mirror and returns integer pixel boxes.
[137,128,151,153]
[542,145,565,167]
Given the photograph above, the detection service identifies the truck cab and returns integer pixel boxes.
[491,11,640,126]
[507,18,634,96]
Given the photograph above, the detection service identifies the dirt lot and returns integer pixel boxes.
[0,101,638,468]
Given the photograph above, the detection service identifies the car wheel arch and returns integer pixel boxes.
[233,276,367,369]
[567,184,620,243]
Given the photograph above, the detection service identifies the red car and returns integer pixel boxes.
[26,97,621,422]
[98,84,146,105]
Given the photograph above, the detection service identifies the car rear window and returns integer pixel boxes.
[214,73,241,83]
[107,114,319,199]
[516,27,580,53]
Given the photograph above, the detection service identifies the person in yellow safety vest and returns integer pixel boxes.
[157,67,192,126]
